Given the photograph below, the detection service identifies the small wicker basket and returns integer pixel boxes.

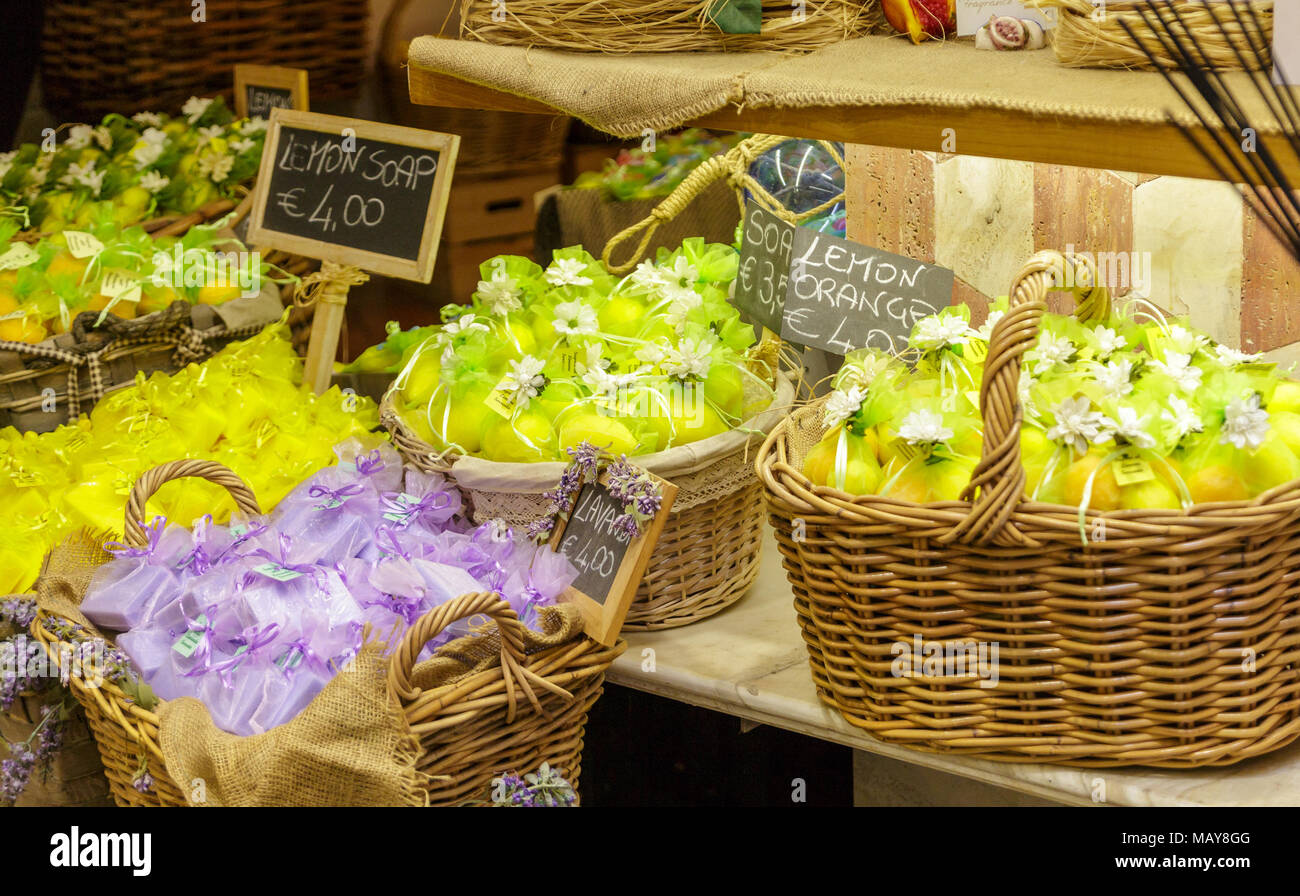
[1036,0,1274,71]
[33,460,623,806]
[758,249,1300,768]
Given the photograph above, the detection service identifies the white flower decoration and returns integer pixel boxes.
[663,285,702,329]
[0,150,15,179]
[1166,325,1205,355]
[575,343,610,376]
[139,170,169,195]
[1044,396,1109,455]
[912,314,974,353]
[1150,351,1203,393]
[504,356,547,408]
[1221,395,1269,450]
[1107,405,1155,450]
[545,257,594,288]
[132,111,164,127]
[476,272,522,315]
[230,137,256,155]
[664,334,717,380]
[242,117,268,135]
[898,409,953,446]
[823,386,867,430]
[131,128,168,169]
[976,309,1005,342]
[198,153,235,184]
[662,255,699,287]
[64,125,94,150]
[197,125,225,144]
[1028,331,1075,371]
[182,96,214,124]
[629,260,669,291]
[61,161,104,196]
[92,126,113,151]
[634,340,670,368]
[1161,396,1204,442]
[582,361,635,401]
[1092,358,1134,397]
[552,301,598,336]
[1093,325,1127,358]
[442,313,489,341]
[1214,344,1263,367]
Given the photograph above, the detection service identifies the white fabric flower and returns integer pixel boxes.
[61,161,104,196]
[576,343,610,376]
[552,301,598,336]
[476,272,522,315]
[581,349,635,399]
[132,111,164,127]
[1214,344,1262,367]
[1221,395,1269,450]
[629,260,668,291]
[976,309,1005,342]
[504,356,547,407]
[545,257,594,288]
[1107,405,1155,450]
[898,409,953,446]
[1045,397,1109,455]
[242,117,268,135]
[662,255,699,287]
[131,128,168,169]
[823,386,867,430]
[442,313,489,341]
[198,153,235,184]
[1092,358,1134,397]
[197,125,225,144]
[139,170,169,195]
[1161,396,1204,442]
[912,314,974,352]
[64,125,94,150]
[92,126,113,151]
[230,137,256,155]
[664,334,717,380]
[182,96,214,124]
[0,150,15,179]
[634,340,670,368]
[1028,331,1075,371]
[1093,325,1126,358]
[663,285,702,329]
[1150,351,1203,393]
[1166,324,1204,355]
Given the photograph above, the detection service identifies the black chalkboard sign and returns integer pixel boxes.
[558,483,634,606]
[246,110,459,282]
[233,65,309,119]
[549,469,678,646]
[734,200,794,333]
[784,227,954,355]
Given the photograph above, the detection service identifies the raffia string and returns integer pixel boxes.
[602,133,845,273]
[294,262,370,309]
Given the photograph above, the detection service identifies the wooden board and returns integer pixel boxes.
[233,64,310,118]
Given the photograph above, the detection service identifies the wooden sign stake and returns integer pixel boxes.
[297,262,369,394]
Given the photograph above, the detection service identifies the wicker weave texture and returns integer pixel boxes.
[34,461,620,806]
[40,0,370,121]
[757,250,1300,768]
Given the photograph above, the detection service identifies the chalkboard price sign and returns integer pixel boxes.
[549,469,678,646]
[247,109,459,282]
[783,227,954,355]
[734,200,794,333]
[233,64,309,119]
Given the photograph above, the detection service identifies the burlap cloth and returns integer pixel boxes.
[31,531,588,807]
[407,35,1292,138]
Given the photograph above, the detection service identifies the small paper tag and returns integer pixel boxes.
[253,562,302,582]
[172,615,209,657]
[229,524,247,538]
[382,494,416,524]
[484,382,517,419]
[315,497,345,510]
[1112,457,1155,487]
[964,340,988,363]
[554,345,581,377]
[275,648,304,670]
[99,269,137,298]
[0,243,39,271]
[892,438,919,462]
[63,231,105,259]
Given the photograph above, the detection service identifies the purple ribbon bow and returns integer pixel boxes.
[380,490,451,528]
[177,604,220,675]
[355,450,385,476]
[106,516,166,560]
[208,623,281,688]
[309,482,364,510]
[373,525,410,561]
[241,534,321,590]
[275,638,329,678]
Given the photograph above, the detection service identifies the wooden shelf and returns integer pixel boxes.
[407,35,1299,183]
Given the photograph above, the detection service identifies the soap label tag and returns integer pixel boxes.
[382,493,416,524]
[253,562,302,582]
[1112,457,1155,487]
[963,339,988,363]
[172,615,209,657]
[484,379,518,419]
[892,438,919,463]
[63,231,105,259]
[0,243,39,271]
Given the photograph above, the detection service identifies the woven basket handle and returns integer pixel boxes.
[124,459,261,547]
[943,250,1109,547]
[388,592,574,724]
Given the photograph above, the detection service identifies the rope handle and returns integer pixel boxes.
[600,133,845,274]
[387,592,574,724]
[941,250,1110,547]
[124,459,261,547]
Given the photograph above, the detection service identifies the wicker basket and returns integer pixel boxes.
[40,1,370,122]
[757,249,1300,768]
[1036,1,1274,71]
[33,460,622,806]
[459,0,882,54]
[383,372,794,629]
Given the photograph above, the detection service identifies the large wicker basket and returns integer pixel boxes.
[757,250,1300,768]
[32,460,622,806]
[40,0,370,121]
[382,372,794,629]
[458,0,882,53]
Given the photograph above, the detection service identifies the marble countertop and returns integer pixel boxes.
[607,527,1300,807]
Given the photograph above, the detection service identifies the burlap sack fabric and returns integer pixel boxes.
[31,532,591,806]
[407,35,1292,138]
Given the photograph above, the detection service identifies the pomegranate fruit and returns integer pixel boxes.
[882,0,957,44]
